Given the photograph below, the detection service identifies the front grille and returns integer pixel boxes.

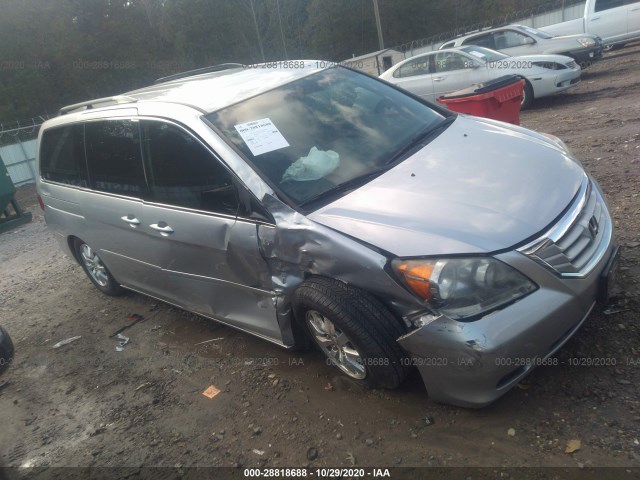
[518,178,611,278]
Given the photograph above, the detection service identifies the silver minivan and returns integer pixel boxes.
[36,62,618,407]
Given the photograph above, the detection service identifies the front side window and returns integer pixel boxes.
[142,121,238,216]
[494,30,532,49]
[394,55,430,78]
[595,0,624,11]
[85,120,146,197]
[206,67,447,209]
[434,52,470,72]
[39,124,87,187]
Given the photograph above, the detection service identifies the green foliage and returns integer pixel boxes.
[0,0,570,122]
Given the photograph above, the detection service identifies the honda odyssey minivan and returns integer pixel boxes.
[36,62,618,407]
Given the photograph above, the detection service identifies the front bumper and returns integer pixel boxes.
[397,227,617,408]
[554,69,581,90]
[568,46,603,66]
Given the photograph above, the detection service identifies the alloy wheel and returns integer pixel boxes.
[80,244,109,287]
[305,310,366,379]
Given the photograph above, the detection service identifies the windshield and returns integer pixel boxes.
[458,46,509,62]
[520,26,554,39]
[206,67,447,207]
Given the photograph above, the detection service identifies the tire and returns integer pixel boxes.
[521,81,533,110]
[292,277,410,389]
[74,239,124,296]
[0,326,14,376]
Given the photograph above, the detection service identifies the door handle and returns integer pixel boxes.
[121,215,141,227]
[433,76,444,82]
[150,223,174,236]
[591,16,600,21]
[631,7,640,11]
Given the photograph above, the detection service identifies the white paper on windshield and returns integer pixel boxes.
[468,50,486,59]
[234,118,290,156]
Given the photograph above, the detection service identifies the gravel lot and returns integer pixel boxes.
[1,42,639,476]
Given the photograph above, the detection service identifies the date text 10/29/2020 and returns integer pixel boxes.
[244,468,391,478]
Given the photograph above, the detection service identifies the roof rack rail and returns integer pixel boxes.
[154,63,244,84]
[450,24,502,40]
[58,95,138,116]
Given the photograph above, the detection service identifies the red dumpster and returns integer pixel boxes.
[437,75,525,125]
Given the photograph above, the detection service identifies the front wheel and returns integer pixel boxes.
[521,81,533,110]
[74,239,124,296]
[292,277,410,389]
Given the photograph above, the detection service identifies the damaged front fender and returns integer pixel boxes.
[257,194,421,346]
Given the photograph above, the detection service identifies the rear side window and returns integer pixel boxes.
[142,121,238,216]
[462,33,493,49]
[394,56,430,78]
[85,120,146,197]
[39,125,88,187]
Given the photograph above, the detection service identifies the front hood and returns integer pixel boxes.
[553,33,598,42]
[308,116,586,257]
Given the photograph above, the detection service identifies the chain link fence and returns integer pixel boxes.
[0,116,49,186]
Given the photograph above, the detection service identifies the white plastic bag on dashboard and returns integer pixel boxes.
[281,147,340,182]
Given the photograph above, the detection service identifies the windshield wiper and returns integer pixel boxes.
[385,115,456,166]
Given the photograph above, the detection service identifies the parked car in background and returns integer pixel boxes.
[440,24,603,67]
[0,326,13,376]
[380,46,581,108]
[37,61,617,407]
[541,0,640,51]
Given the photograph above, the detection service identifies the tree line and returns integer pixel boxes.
[0,0,559,123]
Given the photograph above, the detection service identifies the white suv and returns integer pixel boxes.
[440,24,603,67]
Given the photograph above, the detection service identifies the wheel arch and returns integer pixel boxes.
[290,275,412,388]
[521,78,534,109]
[290,274,409,337]
[67,235,83,265]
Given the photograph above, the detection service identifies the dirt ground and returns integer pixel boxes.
[1,43,640,476]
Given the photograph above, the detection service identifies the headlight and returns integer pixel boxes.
[392,257,537,320]
[577,38,595,47]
